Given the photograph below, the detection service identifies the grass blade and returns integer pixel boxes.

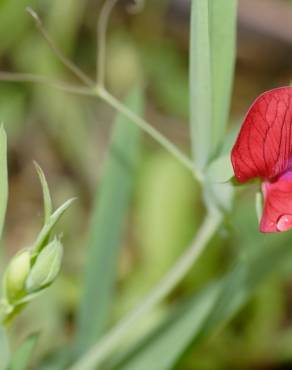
[9,333,39,370]
[209,0,237,153]
[75,86,144,355]
[189,0,212,170]
[114,234,292,370]
[0,326,10,370]
[189,1,237,167]
[0,126,8,241]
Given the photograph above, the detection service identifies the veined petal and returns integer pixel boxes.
[231,87,292,182]
[260,175,292,233]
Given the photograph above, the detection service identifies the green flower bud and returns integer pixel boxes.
[26,238,63,293]
[4,249,31,303]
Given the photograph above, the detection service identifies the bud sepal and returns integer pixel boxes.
[3,249,31,304]
[26,238,63,293]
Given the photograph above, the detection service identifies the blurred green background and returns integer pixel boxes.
[2,0,292,369]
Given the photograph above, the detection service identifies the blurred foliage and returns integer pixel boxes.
[0,0,292,370]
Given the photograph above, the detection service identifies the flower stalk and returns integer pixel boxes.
[69,209,222,370]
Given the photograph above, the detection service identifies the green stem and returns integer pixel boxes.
[69,210,222,370]
[26,7,94,87]
[0,71,202,182]
[1,7,203,183]
[0,72,93,96]
[96,0,119,87]
[0,66,203,182]
[97,87,203,182]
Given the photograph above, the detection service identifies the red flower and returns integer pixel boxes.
[231,87,292,233]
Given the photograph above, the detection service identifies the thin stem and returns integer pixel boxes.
[96,0,119,86]
[0,72,93,96]
[0,69,202,181]
[26,7,94,87]
[69,210,222,370]
[97,87,203,182]
[20,5,203,181]
[95,0,201,178]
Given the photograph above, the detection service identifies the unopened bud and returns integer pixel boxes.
[26,238,63,293]
[4,250,31,303]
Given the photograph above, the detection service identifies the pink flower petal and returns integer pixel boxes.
[260,175,292,232]
[231,87,292,182]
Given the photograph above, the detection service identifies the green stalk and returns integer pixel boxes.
[69,210,222,370]
[97,87,202,181]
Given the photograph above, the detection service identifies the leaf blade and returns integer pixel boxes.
[0,326,10,370]
[209,0,237,152]
[189,0,212,170]
[75,86,144,355]
[9,333,38,370]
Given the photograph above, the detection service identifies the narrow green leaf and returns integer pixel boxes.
[9,333,38,370]
[0,125,8,241]
[189,0,212,170]
[112,285,221,370]
[75,86,143,355]
[115,235,292,370]
[189,1,237,167]
[34,162,52,224]
[209,0,237,153]
[0,326,10,370]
